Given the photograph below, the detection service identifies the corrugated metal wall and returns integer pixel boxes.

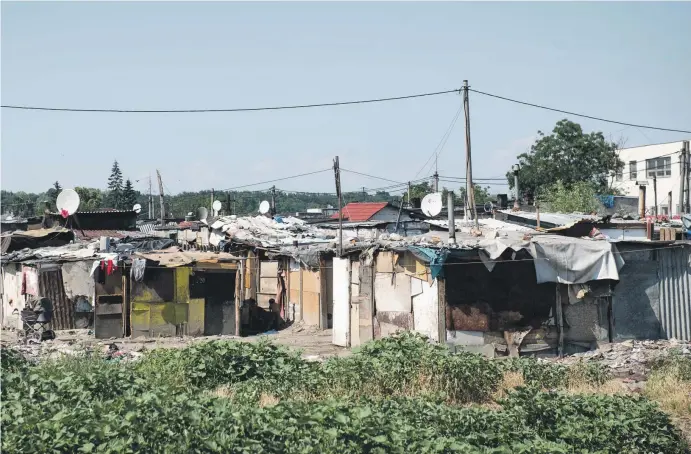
[39,269,74,330]
[659,246,691,340]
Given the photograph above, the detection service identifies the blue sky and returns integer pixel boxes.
[2,2,690,196]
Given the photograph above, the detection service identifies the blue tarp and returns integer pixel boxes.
[598,195,615,208]
[407,246,449,280]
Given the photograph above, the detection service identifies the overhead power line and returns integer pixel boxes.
[0,89,459,114]
[469,88,691,134]
[220,169,331,191]
[414,103,464,178]
[340,168,404,185]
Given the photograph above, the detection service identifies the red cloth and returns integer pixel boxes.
[60,209,69,218]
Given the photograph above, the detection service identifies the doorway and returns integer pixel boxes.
[195,271,236,336]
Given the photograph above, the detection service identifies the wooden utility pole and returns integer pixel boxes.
[362,187,366,202]
[462,80,479,229]
[683,140,691,213]
[433,171,439,193]
[652,175,658,218]
[333,157,343,256]
[270,186,276,216]
[156,170,165,226]
[148,175,153,219]
[407,182,412,208]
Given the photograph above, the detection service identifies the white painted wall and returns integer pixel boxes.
[332,257,350,347]
[614,141,690,216]
[374,273,412,312]
[412,279,439,341]
[2,264,24,329]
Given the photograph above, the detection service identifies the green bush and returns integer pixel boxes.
[1,336,686,454]
[499,357,611,388]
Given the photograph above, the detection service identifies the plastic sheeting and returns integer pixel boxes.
[409,236,624,285]
[407,246,449,280]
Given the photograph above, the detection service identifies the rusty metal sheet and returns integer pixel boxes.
[39,269,74,330]
[445,304,490,332]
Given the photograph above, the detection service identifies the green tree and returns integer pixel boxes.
[459,185,493,205]
[122,179,138,210]
[74,187,104,212]
[44,181,62,210]
[506,119,624,199]
[107,161,124,209]
[544,180,600,214]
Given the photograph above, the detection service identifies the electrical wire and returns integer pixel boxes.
[469,88,691,134]
[1,89,460,114]
[340,168,404,185]
[413,103,464,178]
[218,169,332,192]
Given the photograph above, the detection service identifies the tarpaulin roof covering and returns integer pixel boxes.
[134,247,242,267]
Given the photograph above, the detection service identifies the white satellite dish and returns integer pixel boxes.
[133,203,142,214]
[197,207,209,221]
[421,192,443,217]
[258,200,270,215]
[56,189,80,216]
[212,200,222,214]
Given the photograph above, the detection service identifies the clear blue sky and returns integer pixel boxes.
[2,2,690,197]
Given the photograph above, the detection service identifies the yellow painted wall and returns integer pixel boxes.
[130,267,202,337]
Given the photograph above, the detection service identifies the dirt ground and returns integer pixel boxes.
[0,322,350,362]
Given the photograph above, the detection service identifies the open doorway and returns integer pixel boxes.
[190,270,236,336]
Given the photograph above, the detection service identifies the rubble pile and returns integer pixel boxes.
[559,339,691,380]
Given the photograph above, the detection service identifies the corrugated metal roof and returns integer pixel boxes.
[75,230,148,240]
[659,245,691,340]
[331,202,389,222]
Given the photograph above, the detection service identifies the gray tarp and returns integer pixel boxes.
[478,236,624,284]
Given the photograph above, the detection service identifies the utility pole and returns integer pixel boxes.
[270,186,276,216]
[407,182,412,208]
[148,175,153,219]
[512,164,521,210]
[362,187,366,202]
[333,157,343,256]
[447,191,456,244]
[680,143,687,215]
[211,188,215,215]
[684,140,691,213]
[156,170,165,226]
[668,191,673,218]
[226,192,231,216]
[652,175,658,218]
[433,171,439,193]
[462,80,479,229]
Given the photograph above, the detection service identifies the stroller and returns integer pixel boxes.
[17,297,56,344]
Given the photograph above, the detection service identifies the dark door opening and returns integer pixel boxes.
[201,272,237,336]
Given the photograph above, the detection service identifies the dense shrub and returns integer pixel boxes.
[499,356,611,388]
[1,334,686,453]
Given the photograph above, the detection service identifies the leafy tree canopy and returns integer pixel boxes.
[506,119,623,199]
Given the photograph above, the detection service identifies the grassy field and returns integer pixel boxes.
[2,332,689,453]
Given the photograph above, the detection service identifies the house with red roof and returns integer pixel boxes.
[331,202,413,223]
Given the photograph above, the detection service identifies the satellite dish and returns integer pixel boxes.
[421,192,443,217]
[197,207,209,221]
[212,200,222,214]
[133,203,142,214]
[258,200,270,215]
[56,189,80,216]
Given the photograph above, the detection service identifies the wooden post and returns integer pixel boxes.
[462,80,479,230]
[556,285,564,357]
[236,256,244,336]
[333,157,343,256]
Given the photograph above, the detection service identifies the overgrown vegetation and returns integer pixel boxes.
[542,180,602,214]
[2,332,687,453]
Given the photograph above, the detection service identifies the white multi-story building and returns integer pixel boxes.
[614,140,690,216]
